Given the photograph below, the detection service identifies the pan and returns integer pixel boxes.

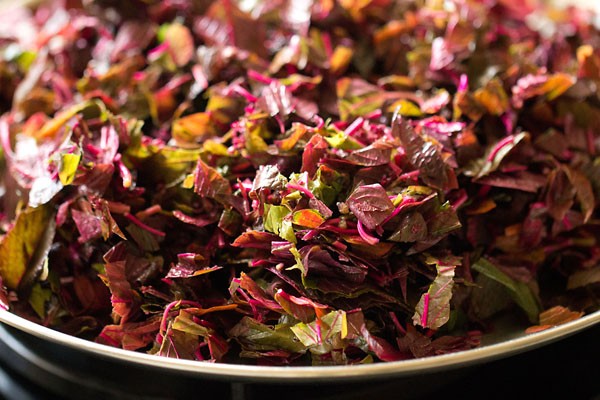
[0,0,600,398]
[1,307,599,383]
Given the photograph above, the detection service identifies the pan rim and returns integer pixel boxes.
[1,308,599,382]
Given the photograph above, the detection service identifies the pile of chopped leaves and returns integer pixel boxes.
[0,0,599,366]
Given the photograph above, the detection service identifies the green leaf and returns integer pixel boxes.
[245,122,269,154]
[308,166,347,206]
[28,282,52,319]
[323,129,363,150]
[290,310,345,353]
[157,327,200,359]
[229,316,306,353]
[288,245,306,275]
[0,205,55,290]
[58,152,81,185]
[413,263,456,329]
[172,309,211,337]
[291,321,321,347]
[387,99,422,117]
[263,204,295,242]
[139,146,200,186]
[472,257,540,323]
[15,50,36,72]
[336,78,390,121]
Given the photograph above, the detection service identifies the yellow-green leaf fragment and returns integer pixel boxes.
[474,78,509,116]
[172,112,218,145]
[58,152,81,185]
[172,309,210,336]
[0,205,54,290]
[36,101,92,140]
[543,73,575,101]
[28,282,52,319]
[162,22,195,67]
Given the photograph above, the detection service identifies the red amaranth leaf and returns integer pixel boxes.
[394,117,456,191]
[274,289,328,323]
[360,324,406,362]
[346,140,394,166]
[525,306,584,333]
[301,134,328,176]
[346,183,394,230]
[103,260,139,322]
[194,158,232,201]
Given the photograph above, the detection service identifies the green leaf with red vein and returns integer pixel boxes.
[413,262,456,329]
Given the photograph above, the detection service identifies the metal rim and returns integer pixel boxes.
[1,309,599,382]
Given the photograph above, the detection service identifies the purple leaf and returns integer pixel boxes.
[346,183,394,230]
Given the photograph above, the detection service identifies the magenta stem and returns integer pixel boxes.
[124,213,166,237]
[421,293,430,327]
